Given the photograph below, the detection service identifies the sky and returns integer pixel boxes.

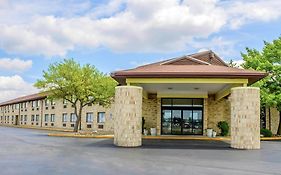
[0,0,281,102]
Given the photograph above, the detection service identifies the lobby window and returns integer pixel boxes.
[97,112,105,123]
[50,114,55,122]
[62,113,67,122]
[44,114,49,122]
[86,112,93,123]
[70,113,77,122]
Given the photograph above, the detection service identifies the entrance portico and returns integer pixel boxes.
[111,50,267,149]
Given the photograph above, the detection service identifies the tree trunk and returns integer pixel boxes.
[277,111,281,135]
[73,104,83,132]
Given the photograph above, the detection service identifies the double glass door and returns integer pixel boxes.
[162,108,203,135]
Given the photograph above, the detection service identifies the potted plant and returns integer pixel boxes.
[206,128,213,138]
[217,121,229,136]
[212,130,217,137]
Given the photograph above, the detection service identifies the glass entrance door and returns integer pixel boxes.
[182,110,193,135]
[161,98,204,135]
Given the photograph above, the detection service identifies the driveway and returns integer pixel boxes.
[0,126,281,175]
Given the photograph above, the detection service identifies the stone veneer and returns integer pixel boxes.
[142,98,157,133]
[207,96,231,135]
[230,87,260,149]
[266,107,280,135]
[114,86,143,147]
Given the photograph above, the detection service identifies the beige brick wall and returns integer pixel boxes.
[114,86,142,147]
[142,98,158,132]
[230,87,260,149]
[206,96,231,135]
[0,98,114,133]
[266,107,280,135]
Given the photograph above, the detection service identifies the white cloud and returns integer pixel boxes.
[0,0,281,56]
[0,75,38,102]
[0,58,32,72]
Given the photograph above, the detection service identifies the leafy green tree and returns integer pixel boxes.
[228,59,238,68]
[242,36,281,135]
[35,59,117,132]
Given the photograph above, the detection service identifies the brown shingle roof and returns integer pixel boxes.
[0,92,48,106]
[111,50,267,85]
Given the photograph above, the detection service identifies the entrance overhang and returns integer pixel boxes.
[127,78,248,100]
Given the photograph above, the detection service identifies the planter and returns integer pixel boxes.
[212,131,217,138]
[150,128,157,136]
[207,129,213,138]
[143,129,148,136]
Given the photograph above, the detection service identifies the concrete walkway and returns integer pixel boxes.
[1,126,281,175]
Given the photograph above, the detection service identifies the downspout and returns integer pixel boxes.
[40,100,43,127]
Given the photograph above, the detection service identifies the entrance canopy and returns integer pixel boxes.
[111,50,267,100]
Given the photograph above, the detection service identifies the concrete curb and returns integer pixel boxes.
[48,133,114,138]
[47,133,281,141]
[1,124,73,132]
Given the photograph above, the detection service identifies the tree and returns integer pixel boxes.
[242,36,281,135]
[35,59,117,132]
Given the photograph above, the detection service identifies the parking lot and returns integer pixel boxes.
[0,126,281,175]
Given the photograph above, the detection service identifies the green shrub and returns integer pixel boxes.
[217,121,229,136]
[260,128,273,137]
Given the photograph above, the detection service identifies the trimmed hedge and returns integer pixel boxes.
[261,128,273,137]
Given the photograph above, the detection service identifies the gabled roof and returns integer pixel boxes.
[111,50,267,85]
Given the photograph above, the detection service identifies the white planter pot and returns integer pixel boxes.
[143,129,148,136]
[212,131,217,138]
[207,129,213,138]
[150,128,157,136]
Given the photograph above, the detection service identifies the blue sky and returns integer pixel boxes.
[0,0,281,102]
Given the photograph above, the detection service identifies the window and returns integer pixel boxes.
[24,115,27,121]
[50,114,55,122]
[20,115,23,121]
[70,113,77,122]
[35,115,39,122]
[44,114,49,122]
[31,100,39,108]
[63,99,68,105]
[62,113,67,122]
[45,99,49,106]
[51,100,55,106]
[97,112,105,123]
[86,113,93,123]
[31,115,35,121]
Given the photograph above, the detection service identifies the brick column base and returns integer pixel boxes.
[230,87,260,149]
[114,86,142,147]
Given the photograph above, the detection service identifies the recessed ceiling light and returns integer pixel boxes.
[194,87,199,90]
[168,87,173,90]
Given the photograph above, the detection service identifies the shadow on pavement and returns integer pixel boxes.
[86,139,231,150]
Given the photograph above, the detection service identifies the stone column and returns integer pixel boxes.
[230,87,260,149]
[114,86,142,147]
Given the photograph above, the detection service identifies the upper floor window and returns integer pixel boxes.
[31,115,35,121]
[70,113,77,122]
[62,113,67,122]
[50,114,55,122]
[86,113,93,123]
[35,115,39,122]
[97,112,105,123]
[63,99,68,105]
[44,114,49,122]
